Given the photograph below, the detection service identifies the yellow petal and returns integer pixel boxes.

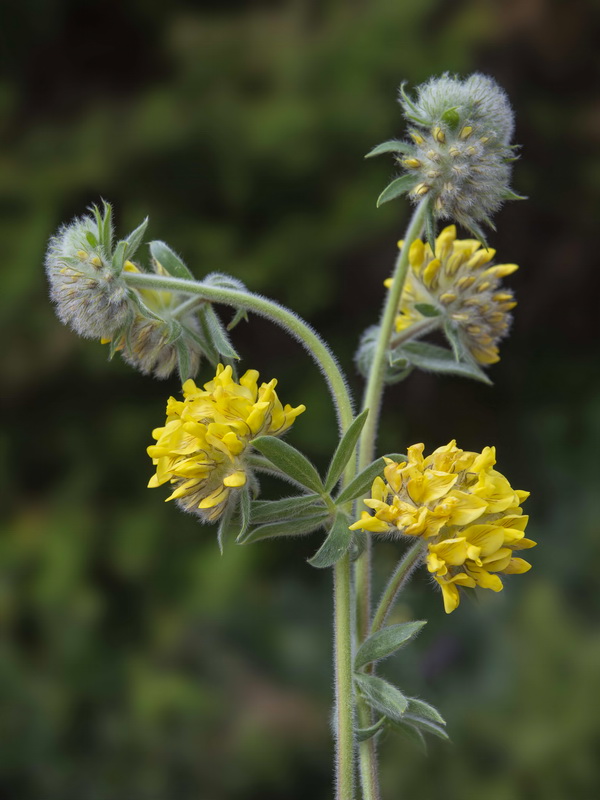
[223,470,247,488]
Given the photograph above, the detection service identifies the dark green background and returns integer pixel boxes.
[2,1,600,798]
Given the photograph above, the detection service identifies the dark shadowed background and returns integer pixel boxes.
[2,1,600,798]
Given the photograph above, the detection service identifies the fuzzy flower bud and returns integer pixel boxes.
[369,73,522,239]
[45,212,131,340]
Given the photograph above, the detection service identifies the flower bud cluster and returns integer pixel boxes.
[45,213,131,340]
[398,73,518,235]
[46,205,208,380]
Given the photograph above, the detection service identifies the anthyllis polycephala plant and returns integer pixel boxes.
[46,72,534,800]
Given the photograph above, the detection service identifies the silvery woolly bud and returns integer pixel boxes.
[45,210,132,340]
[368,73,523,241]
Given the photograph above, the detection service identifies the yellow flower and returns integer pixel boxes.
[385,225,518,365]
[350,441,534,613]
[147,364,306,522]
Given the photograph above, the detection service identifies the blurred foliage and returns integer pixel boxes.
[1,0,600,798]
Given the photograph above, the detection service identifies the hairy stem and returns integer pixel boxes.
[353,200,428,798]
[125,272,354,434]
[335,552,355,800]
[371,541,425,635]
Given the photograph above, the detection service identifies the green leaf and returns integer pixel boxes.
[425,200,436,252]
[307,513,353,569]
[401,713,449,741]
[324,409,369,492]
[376,175,417,208]
[365,140,413,159]
[387,719,427,752]
[354,621,427,670]
[406,697,446,727]
[176,340,192,382]
[227,307,249,331]
[414,303,440,317]
[400,342,492,385]
[502,188,527,201]
[199,305,240,361]
[335,458,385,505]
[354,674,408,723]
[463,219,489,248]
[150,240,194,280]
[98,200,114,252]
[217,501,236,555]
[356,716,386,742]
[383,452,408,463]
[252,436,324,494]
[250,494,324,525]
[443,320,464,362]
[238,513,330,545]
[85,230,99,248]
[123,217,149,261]
[441,107,460,128]
[111,240,128,274]
[237,487,251,541]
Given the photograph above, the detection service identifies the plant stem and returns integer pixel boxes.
[125,272,354,434]
[334,552,355,800]
[125,270,356,799]
[353,199,429,799]
[371,541,425,634]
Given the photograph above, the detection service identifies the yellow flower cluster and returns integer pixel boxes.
[147,365,305,522]
[386,225,518,365]
[350,441,534,613]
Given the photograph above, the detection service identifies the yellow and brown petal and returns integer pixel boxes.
[386,226,518,366]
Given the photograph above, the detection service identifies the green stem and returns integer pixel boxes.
[389,316,441,350]
[172,295,206,318]
[371,541,425,635]
[125,272,354,433]
[358,199,429,470]
[125,270,356,799]
[334,552,355,800]
[354,199,429,800]
[357,699,381,800]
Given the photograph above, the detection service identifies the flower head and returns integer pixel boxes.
[369,73,521,238]
[399,73,517,234]
[147,364,306,522]
[386,225,518,365]
[350,441,534,613]
[46,213,131,339]
[104,260,203,379]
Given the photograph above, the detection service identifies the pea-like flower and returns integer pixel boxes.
[349,441,534,613]
[386,225,518,365]
[147,364,306,522]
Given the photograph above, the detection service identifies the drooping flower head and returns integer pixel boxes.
[103,259,204,380]
[350,441,534,613]
[147,365,306,522]
[386,225,518,365]
[46,213,132,340]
